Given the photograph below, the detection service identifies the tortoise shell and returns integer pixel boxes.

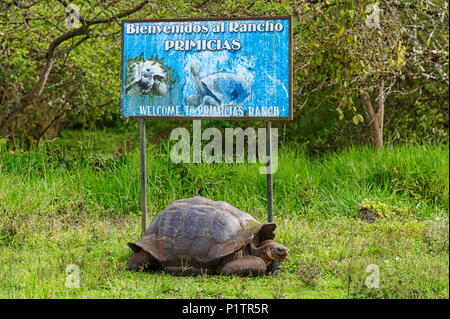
[128,196,275,269]
[200,72,252,105]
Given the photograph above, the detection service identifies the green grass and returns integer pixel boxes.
[0,129,448,298]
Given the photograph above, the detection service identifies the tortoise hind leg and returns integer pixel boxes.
[218,256,266,277]
[126,250,162,272]
[126,250,151,271]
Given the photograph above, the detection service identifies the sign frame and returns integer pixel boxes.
[120,16,293,121]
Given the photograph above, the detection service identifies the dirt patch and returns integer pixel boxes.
[357,207,380,223]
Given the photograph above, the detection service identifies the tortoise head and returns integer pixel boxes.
[259,240,289,262]
[253,223,288,262]
[190,64,200,77]
[139,61,167,95]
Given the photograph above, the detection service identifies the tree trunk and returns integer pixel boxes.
[360,81,385,151]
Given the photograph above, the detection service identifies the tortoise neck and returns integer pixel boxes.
[192,74,202,91]
[192,72,200,82]
[250,243,266,259]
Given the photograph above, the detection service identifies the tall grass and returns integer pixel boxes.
[1,132,447,221]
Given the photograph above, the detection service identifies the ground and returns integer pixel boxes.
[0,130,448,298]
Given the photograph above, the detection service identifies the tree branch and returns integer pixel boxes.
[13,0,41,9]
[0,0,151,130]
[87,0,150,26]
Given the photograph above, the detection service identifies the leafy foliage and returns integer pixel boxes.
[0,0,448,150]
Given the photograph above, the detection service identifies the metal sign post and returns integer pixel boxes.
[266,121,273,223]
[139,119,147,234]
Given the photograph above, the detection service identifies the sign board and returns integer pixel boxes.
[121,17,292,120]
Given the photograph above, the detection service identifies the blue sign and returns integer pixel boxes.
[121,17,292,120]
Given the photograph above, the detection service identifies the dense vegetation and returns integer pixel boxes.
[0,0,448,151]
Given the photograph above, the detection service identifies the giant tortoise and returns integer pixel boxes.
[126,196,288,276]
[186,65,252,107]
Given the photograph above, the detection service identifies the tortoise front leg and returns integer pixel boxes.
[266,260,282,276]
[218,256,266,277]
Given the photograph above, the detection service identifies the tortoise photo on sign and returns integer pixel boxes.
[186,64,252,108]
[125,54,176,97]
